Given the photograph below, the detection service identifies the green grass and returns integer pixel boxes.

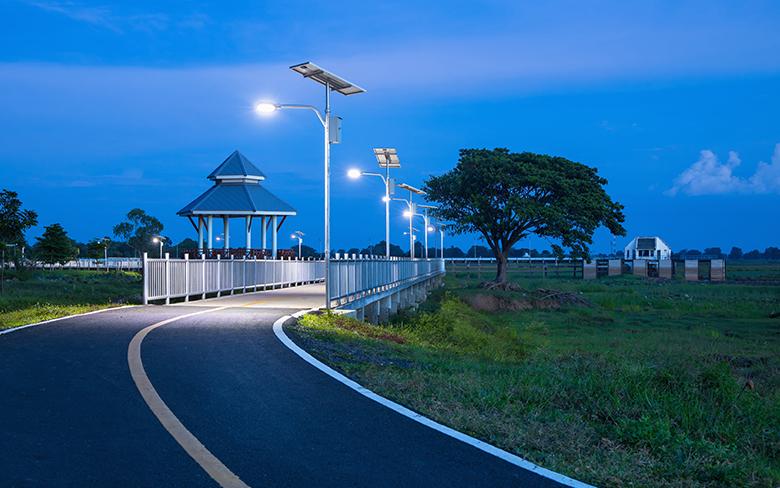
[288,269,780,487]
[0,269,142,330]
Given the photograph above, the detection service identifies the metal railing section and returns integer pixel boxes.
[329,257,445,308]
[143,253,325,304]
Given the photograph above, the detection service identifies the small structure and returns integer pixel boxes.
[178,151,296,258]
[624,236,672,260]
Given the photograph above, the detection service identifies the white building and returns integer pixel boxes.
[624,236,672,260]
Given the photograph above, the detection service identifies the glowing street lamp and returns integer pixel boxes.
[255,62,365,310]
[151,235,166,258]
[346,148,400,259]
[291,231,304,258]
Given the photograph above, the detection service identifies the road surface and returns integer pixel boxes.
[0,285,566,487]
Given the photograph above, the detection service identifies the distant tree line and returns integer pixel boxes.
[2,187,779,267]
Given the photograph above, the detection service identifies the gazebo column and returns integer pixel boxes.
[272,215,278,259]
[261,216,267,251]
[223,216,230,250]
[207,216,214,251]
[197,216,204,253]
[245,216,252,251]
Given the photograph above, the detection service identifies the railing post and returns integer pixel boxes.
[184,253,190,302]
[164,252,171,305]
[142,252,149,305]
[216,254,222,297]
[201,254,206,300]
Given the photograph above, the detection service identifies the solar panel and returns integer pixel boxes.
[373,147,401,168]
[397,183,426,195]
[290,62,366,96]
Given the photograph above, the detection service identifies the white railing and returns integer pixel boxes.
[329,257,446,307]
[32,258,142,270]
[143,253,325,304]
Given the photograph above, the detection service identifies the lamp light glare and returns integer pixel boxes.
[381,195,390,202]
[347,169,362,179]
[152,237,159,243]
[427,226,435,232]
[403,210,412,218]
[255,102,278,115]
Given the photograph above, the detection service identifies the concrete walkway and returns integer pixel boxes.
[172,283,325,309]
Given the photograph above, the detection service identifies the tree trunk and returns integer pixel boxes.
[495,252,509,283]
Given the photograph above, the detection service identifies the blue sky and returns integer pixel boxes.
[1,0,779,253]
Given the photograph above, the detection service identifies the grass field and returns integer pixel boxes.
[0,269,142,330]
[288,265,780,487]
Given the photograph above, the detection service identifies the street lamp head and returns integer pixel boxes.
[403,210,412,218]
[152,237,159,243]
[291,234,297,239]
[427,226,435,232]
[381,195,390,202]
[254,102,278,115]
[347,168,362,179]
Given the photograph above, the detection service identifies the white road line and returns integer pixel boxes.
[128,307,250,488]
[273,313,594,488]
[0,305,139,336]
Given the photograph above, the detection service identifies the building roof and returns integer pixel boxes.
[178,151,296,217]
[207,150,266,180]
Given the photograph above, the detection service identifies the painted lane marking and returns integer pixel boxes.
[273,312,594,488]
[128,307,251,488]
[0,305,138,336]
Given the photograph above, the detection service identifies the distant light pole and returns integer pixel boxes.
[417,204,438,259]
[347,148,400,259]
[291,231,304,258]
[151,236,165,258]
[394,183,426,259]
[255,62,365,310]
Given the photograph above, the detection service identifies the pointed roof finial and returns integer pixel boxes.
[208,150,266,181]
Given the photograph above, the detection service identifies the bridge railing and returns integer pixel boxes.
[329,257,446,308]
[143,253,325,304]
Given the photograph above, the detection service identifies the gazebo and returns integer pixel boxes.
[178,150,297,258]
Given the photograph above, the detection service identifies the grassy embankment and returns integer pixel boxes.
[0,269,142,330]
[288,263,780,487]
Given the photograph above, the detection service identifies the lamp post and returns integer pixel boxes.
[417,204,438,259]
[255,62,365,310]
[347,148,400,259]
[151,236,165,258]
[393,183,426,259]
[291,231,304,258]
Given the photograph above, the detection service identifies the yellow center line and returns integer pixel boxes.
[127,307,251,488]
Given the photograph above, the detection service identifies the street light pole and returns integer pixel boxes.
[255,62,364,310]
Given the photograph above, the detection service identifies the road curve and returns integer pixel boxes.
[1,287,568,487]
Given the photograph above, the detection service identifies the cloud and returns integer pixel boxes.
[22,1,202,33]
[667,144,780,196]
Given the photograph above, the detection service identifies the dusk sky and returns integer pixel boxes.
[1,1,779,253]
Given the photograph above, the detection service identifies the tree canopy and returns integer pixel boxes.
[424,148,626,283]
[113,209,163,257]
[0,189,38,248]
[35,223,77,265]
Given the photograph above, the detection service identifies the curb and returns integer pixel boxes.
[0,305,140,336]
[273,311,594,488]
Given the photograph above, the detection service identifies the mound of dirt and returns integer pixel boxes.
[465,288,590,312]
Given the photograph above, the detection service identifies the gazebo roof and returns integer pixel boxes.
[208,150,266,181]
[178,151,296,217]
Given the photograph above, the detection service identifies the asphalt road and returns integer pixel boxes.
[0,286,566,487]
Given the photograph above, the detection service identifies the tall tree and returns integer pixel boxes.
[424,148,625,284]
[35,223,77,265]
[112,209,163,257]
[728,247,743,260]
[0,189,38,266]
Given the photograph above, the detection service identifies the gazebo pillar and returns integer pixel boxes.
[272,215,278,258]
[245,216,252,251]
[223,216,230,250]
[261,216,267,251]
[197,216,204,253]
[207,216,214,250]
